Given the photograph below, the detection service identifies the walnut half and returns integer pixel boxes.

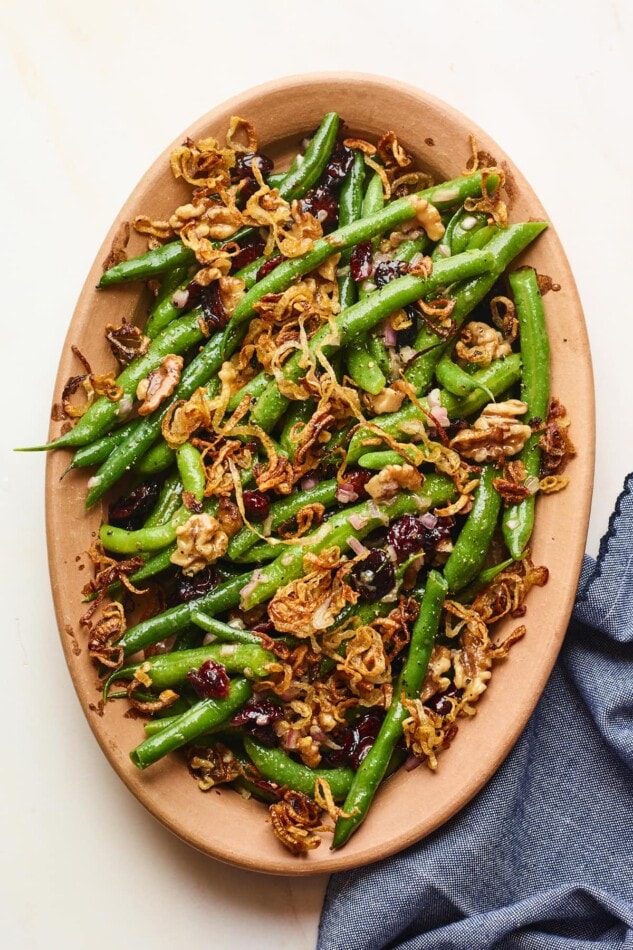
[449,399,532,463]
[170,513,228,576]
[136,354,183,416]
[365,464,423,501]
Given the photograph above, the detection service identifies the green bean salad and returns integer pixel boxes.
[34,112,575,853]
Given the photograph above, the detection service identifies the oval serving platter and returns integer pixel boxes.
[46,73,594,875]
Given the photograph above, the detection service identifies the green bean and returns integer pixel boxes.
[444,356,522,417]
[106,642,275,697]
[431,207,487,261]
[240,491,426,612]
[266,171,286,189]
[123,492,415,654]
[332,569,448,848]
[347,172,387,394]
[65,421,137,471]
[134,439,176,476]
[226,373,270,414]
[394,232,432,263]
[127,545,176,585]
[405,221,547,395]
[143,472,183,528]
[228,172,500,335]
[145,271,190,338]
[251,248,495,431]
[467,224,499,250]
[337,150,366,309]
[84,323,240,507]
[100,462,212,555]
[231,541,282,564]
[142,711,240,739]
[448,211,489,255]
[176,441,205,501]
[243,737,354,801]
[435,343,494,400]
[100,507,189,555]
[357,448,421,468]
[279,399,315,458]
[443,464,502,593]
[277,112,340,200]
[190,611,266,646]
[346,353,522,463]
[130,678,251,770]
[118,572,250,657]
[99,241,196,287]
[502,267,550,558]
[26,310,205,453]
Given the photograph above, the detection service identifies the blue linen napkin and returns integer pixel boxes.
[318,474,633,950]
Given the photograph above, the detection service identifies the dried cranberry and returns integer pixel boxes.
[321,144,354,189]
[229,237,266,272]
[256,256,283,281]
[108,479,160,531]
[387,515,428,561]
[374,259,409,287]
[350,241,373,283]
[242,490,270,522]
[169,565,219,606]
[298,189,339,232]
[339,468,372,501]
[232,152,274,181]
[231,697,284,746]
[427,683,462,716]
[175,279,202,313]
[349,549,395,602]
[421,516,455,551]
[187,659,230,699]
[395,305,419,348]
[200,282,228,331]
[323,710,384,768]
[387,514,456,562]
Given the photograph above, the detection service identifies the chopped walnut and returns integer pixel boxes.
[365,464,423,501]
[449,400,532,463]
[216,275,245,315]
[407,195,445,241]
[365,386,405,415]
[455,321,512,366]
[136,354,184,416]
[170,513,228,576]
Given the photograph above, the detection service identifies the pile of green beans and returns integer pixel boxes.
[28,111,559,853]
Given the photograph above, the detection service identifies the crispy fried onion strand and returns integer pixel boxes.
[61,346,123,418]
[269,789,328,854]
[268,548,358,639]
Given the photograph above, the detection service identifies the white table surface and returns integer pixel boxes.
[2,1,631,947]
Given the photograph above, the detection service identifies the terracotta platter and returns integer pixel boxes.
[46,73,594,874]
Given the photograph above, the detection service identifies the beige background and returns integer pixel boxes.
[2,1,631,947]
